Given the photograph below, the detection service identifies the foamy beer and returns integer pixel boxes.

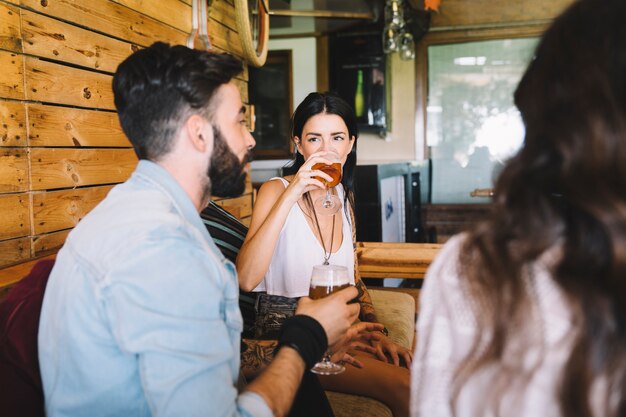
[309,264,350,300]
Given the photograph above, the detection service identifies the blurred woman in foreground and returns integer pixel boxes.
[411,0,626,416]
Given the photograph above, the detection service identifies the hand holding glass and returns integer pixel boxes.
[309,264,351,375]
[312,153,342,216]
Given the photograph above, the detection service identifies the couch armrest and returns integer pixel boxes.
[368,289,415,350]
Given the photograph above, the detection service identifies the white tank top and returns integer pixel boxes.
[253,177,355,297]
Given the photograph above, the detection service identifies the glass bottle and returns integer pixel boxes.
[354,69,365,118]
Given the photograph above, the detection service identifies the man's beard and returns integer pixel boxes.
[204,126,251,201]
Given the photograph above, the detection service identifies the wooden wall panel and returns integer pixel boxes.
[32,230,70,257]
[233,78,249,104]
[17,0,187,47]
[21,9,134,73]
[114,0,191,32]
[0,50,24,100]
[25,57,115,110]
[210,0,237,31]
[0,2,21,52]
[30,148,137,191]
[32,186,113,234]
[0,0,251,272]
[0,100,27,147]
[208,21,244,58]
[0,194,30,240]
[214,194,252,219]
[431,0,574,28]
[0,148,28,193]
[28,105,128,147]
[0,237,30,268]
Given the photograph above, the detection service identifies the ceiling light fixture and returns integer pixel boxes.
[382,0,415,60]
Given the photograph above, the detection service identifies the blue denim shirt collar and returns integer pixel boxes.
[133,159,220,259]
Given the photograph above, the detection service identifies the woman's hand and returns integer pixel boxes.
[285,151,336,201]
[368,331,413,368]
[327,321,382,368]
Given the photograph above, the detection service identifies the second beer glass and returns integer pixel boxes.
[309,264,350,375]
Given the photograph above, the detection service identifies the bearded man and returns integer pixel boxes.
[38,42,363,417]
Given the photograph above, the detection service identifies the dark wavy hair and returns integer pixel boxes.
[282,92,359,211]
[112,42,242,161]
[454,0,626,416]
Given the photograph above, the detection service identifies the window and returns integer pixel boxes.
[425,37,539,203]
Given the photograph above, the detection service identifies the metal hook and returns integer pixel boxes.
[187,0,212,50]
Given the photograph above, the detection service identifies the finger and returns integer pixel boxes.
[375,346,388,363]
[351,342,378,355]
[352,322,385,333]
[309,169,333,183]
[329,286,358,303]
[329,332,356,356]
[307,178,327,190]
[353,331,379,344]
[342,353,364,369]
[362,330,384,344]
[387,346,400,367]
[303,153,334,168]
[347,303,360,323]
[296,169,326,188]
[401,351,412,369]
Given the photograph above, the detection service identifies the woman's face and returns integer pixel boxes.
[295,113,355,165]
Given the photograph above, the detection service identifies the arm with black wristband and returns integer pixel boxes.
[245,286,359,416]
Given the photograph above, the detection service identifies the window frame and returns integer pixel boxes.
[415,24,549,159]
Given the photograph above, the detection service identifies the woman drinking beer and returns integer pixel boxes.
[237,92,411,417]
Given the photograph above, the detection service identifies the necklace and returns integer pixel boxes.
[307,193,336,265]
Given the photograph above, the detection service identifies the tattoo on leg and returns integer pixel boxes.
[355,279,377,322]
[240,339,278,377]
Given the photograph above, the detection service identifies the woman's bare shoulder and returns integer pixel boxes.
[256,177,289,203]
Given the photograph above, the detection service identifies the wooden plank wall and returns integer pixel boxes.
[430,0,575,29]
[0,0,253,270]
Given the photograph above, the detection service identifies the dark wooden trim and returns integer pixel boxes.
[270,10,374,20]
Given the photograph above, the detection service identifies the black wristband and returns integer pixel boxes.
[276,315,328,370]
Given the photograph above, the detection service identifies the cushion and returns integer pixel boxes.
[369,289,416,350]
[200,201,248,263]
[326,391,392,417]
[200,201,257,337]
[0,259,55,417]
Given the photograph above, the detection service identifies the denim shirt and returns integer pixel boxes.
[38,160,272,417]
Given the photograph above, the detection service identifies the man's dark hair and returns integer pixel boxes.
[112,42,243,161]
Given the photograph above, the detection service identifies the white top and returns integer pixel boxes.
[253,177,355,297]
[411,234,606,417]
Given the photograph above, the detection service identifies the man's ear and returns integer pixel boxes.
[186,114,213,153]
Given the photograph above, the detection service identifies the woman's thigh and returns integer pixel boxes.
[318,352,410,401]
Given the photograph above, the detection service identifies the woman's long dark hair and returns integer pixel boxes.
[282,92,359,212]
[454,0,626,416]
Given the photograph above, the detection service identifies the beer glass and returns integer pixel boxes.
[309,264,350,375]
[312,153,342,216]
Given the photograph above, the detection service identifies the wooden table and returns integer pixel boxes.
[355,242,443,280]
